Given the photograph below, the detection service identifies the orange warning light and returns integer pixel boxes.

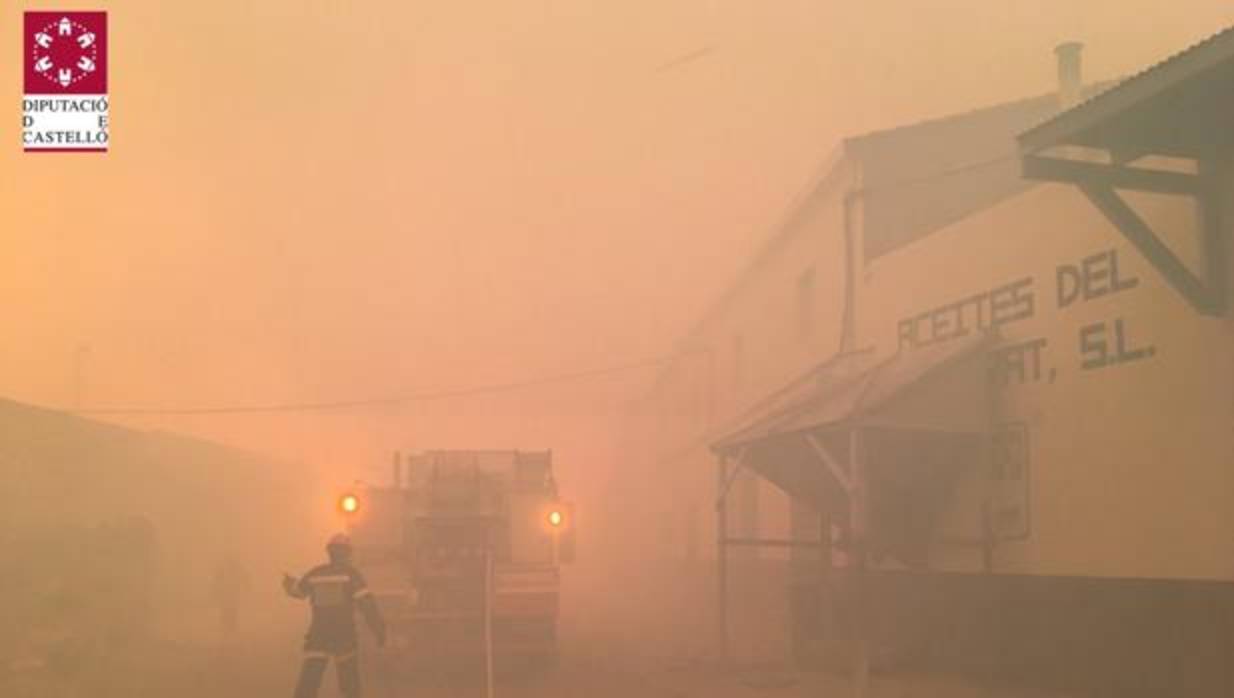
[339,493,360,514]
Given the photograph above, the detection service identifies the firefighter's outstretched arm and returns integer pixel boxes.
[354,587,387,647]
[282,572,308,600]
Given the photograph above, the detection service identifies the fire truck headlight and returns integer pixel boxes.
[339,493,360,514]
[547,510,564,527]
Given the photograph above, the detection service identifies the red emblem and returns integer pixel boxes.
[24,12,107,95]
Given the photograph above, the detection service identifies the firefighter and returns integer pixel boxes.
[283,533,386,698]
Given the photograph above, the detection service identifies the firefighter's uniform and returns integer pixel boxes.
[284,538,386,698]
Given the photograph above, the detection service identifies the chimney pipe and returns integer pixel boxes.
[1055,41,1084,109]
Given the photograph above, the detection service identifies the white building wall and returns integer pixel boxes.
[629,162,855,567]
[856,172,1234,580]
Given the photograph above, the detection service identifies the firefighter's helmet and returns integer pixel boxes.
[326,533,352,559]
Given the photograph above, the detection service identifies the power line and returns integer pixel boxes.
[67,350,706,417]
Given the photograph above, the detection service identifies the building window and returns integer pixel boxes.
[797,267,816,340]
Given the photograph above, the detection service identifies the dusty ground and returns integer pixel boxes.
[1,634,1075,698]
[1,570,1076,698]
[364,656,1076,698]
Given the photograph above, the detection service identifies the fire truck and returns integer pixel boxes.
[337,450,575,669]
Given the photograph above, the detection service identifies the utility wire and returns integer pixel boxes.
[60,154,1020,417]
[858,153,1017,196]
[67,350,706,417]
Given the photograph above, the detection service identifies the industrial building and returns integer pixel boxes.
[622,28,1234,695]
[0,397,322,635]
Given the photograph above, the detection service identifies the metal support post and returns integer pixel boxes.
[484,546,495,698]
[716,456,730,665]
[850,427,869,698]
[819,504,832,666]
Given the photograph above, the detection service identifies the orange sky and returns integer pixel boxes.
[3,1,1233,487]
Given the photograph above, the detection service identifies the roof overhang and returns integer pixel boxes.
[710,332,995,457]
[1019,28,1234,159]
[710,334,996,568]
[1017,27,1234,316]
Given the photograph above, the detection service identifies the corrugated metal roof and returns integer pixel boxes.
[1019,25,1234,151]
[711,332,993,453]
